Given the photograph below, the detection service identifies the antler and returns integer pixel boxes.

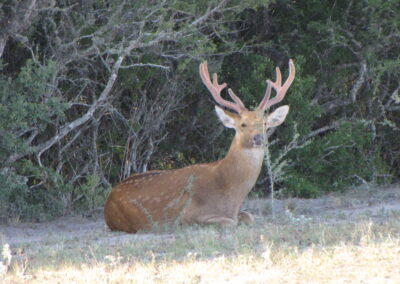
[258,59,296,111]
[199,61,247,113]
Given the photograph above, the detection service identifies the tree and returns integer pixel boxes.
[230,0,400,196]
[0,0,270,220]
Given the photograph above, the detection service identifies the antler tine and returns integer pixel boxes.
[258,81,272,111]
[275,66,282,86]
[228,89,246,110]
[199,61,246,114]
[258,59,296,111]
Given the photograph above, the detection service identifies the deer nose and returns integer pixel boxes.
[253,134,264,146]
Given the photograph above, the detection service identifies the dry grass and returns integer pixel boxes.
[8,239,400,284]
[1,184,400,283]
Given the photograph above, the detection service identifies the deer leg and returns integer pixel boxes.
[197,215,237,227]
[238,211,254,225]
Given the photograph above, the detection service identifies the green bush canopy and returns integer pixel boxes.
[0,0,399,221]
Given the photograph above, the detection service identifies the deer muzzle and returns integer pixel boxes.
[252,134,264,147]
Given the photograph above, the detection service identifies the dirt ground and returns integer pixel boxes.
[1,183,400,247]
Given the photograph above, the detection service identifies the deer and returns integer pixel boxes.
[104,59,295,233]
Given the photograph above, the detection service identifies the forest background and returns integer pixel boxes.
[0,0,399,222]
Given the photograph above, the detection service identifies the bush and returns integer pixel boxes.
[0,60,72,221]
[281,120,385,197]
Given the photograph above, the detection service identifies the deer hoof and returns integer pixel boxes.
[238,211,254,225]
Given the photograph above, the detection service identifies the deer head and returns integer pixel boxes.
[104,60,295,233]
[199,60,295,149]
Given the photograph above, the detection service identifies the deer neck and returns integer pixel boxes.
[217,135,265,191]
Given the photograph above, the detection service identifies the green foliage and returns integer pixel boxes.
[280,58,321,138]
[222,54,274,108]
[0,59,71,221]
[241,0,398,197]
[0,0,399,222]
[0,60,68,161]
[0,170,28,221]
[0,168,71,222]
[282,120,380,197]
[281,172,320,198]
[73,174,109,214]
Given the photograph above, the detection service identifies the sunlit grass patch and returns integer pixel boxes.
[5,235,400,283]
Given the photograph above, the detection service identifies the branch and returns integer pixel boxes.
[385,106,400,111]
[5,41,138,165]
[0,0,39,58]
[120,63,170,70]
[36,43,138,160]
[190,0,228,27]
[350,60,367,102]
[302,122,340,142]
[384,84,400,111]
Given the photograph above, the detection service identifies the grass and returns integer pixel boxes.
[1,185,400,283]
[2,218,400,283]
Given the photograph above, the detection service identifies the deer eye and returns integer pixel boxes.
[241,123,247,128]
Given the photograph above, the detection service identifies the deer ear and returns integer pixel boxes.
[266,105,289,128]
[215,105,237,128]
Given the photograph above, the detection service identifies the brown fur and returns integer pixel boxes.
[104,60,294,233]
[104,109,284,233]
